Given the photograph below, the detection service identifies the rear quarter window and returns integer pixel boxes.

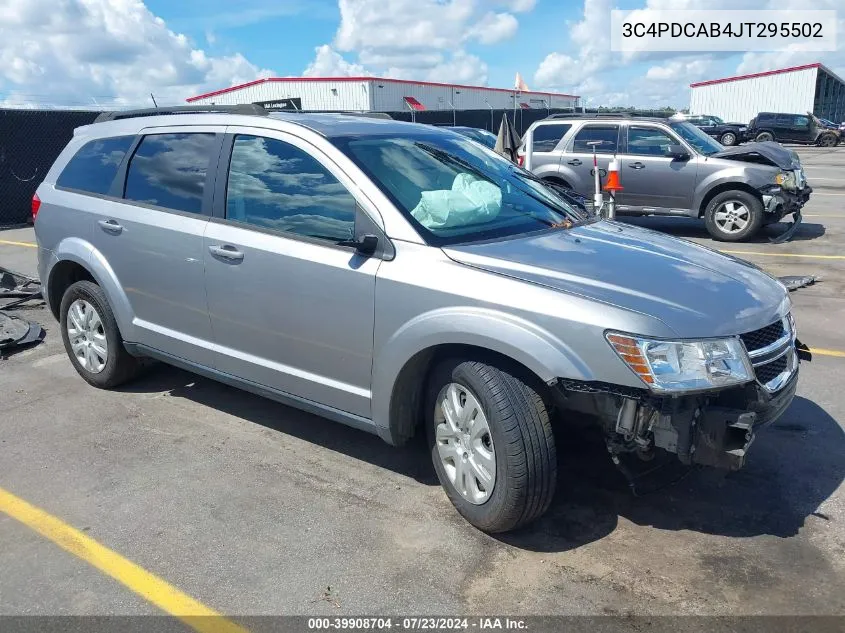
[56,136,135,195]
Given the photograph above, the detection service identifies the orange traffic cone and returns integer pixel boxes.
[603,158,623,192]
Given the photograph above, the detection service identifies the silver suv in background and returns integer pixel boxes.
[35,106,806,533]
[520,114,812,241]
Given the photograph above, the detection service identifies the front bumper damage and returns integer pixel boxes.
[554,340,809,475]
[762,185,812,243]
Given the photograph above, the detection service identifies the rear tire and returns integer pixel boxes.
[755,132,774,142]
[426,359,556,533]
[720,132,737,146]
[59,280,142,389]
[704,190,764,242]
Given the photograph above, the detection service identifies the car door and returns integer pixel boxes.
[693,116,717,138]
[615,124,698,214]
[560,123,620,198]
[203,128,382,418]
[88,127,223,367]
[526,122,571,177]
[772,114,796,141]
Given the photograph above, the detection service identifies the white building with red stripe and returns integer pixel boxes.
[186,77,580,112]
[689,63,845,124]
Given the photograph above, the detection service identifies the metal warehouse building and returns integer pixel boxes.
[186,77,580,113]
[689,63,845,125]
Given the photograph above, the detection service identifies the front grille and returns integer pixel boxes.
[755,354,788,385]
[740,320,785,353]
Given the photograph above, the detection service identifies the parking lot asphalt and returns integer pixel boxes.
[1,148,844,621]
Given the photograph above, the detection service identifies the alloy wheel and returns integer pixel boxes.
[434,383,496,505]
[714,201,750,235]
[66,299,108,374]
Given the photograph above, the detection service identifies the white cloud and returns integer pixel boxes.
[303,45,369,77]
[306,0,524,85]
[0,0,272,107]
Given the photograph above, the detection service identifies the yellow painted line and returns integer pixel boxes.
[810,348,845,358]
[0,486,248,633]
[722,249,845,260]
[0,239,37,248]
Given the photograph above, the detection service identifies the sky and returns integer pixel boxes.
[0,0,842,109]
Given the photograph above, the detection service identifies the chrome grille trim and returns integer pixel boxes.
[741,315,796,393]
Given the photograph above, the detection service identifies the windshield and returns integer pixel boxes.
[333,132,591,246]
[668,121,724,156]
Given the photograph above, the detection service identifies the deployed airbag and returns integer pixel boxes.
[410,173,502,230]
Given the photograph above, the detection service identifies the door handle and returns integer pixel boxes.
[629,162,645,169]
[97,219,123,234]
[208,245,244,262]
[567,159,582,166]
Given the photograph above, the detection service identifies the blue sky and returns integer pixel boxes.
[0,0,842,109]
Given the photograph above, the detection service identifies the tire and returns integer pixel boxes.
[59,280,141,388]
[426,359,556,533]
[704,190,764,242]
[817,133,837,147]
[755,132,774,142]
[720,132,737,146]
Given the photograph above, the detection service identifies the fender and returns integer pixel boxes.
[692,169,756,214]
[50,238,136,340]
[371,306,592,443]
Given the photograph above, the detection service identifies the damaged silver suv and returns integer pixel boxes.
[35,106,809,533]
[520,114,812,242]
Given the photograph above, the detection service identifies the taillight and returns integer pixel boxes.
[31,193,41,221]
[517,154,525,167]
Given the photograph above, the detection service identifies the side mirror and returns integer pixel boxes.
[666,144,691,160]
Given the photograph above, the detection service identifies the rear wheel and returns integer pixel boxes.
[704,190,764,242]
[755,132,774,142]
[60,280,142,388]
[720,132,737,146]
[426,359,556,533]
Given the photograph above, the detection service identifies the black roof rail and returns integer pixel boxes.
[545,112,635,120]
[94,104,268,123]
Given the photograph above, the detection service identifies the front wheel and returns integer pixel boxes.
[426,359,556,533]
[817,133,837,147]
[720,132,737,146]
[704,190,764,242]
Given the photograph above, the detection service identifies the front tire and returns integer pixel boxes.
[817,133,837,147]
[720,132,737,146]
[60,280,141,388]
[704,190,764,242]
[426,359,556,533]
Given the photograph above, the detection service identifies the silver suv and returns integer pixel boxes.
[520,114,812,241]
[35,106,806,533]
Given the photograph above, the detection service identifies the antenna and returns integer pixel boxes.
[150,93,158,108]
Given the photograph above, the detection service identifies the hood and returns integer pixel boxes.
[712,141,800,169]
[444,222,789,338]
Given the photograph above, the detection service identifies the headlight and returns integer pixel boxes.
[606,332,754,393]
[738,127,747,132]
[775,171,797,190]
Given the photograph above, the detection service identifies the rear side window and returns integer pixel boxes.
[124,133,217,214]
[532,124,571,152]
[56,136,134,195]
[757,113,776,123]
[225,135,356,242]
[572,125,619,153]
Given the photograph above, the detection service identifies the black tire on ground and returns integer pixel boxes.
[720,132,737,146]
[59,280,142,389]
[755,132,774,142]
[817,133,837,147]
[426,359,556,533]
[704,190,765,242]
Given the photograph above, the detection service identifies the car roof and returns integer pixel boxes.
[82,107,449,140]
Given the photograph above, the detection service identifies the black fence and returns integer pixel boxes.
[0,109,100,226]
[0,106,677,227]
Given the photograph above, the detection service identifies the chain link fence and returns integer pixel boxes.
[0,109,100,227]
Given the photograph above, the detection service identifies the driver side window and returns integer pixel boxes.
[627,126,677,157]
